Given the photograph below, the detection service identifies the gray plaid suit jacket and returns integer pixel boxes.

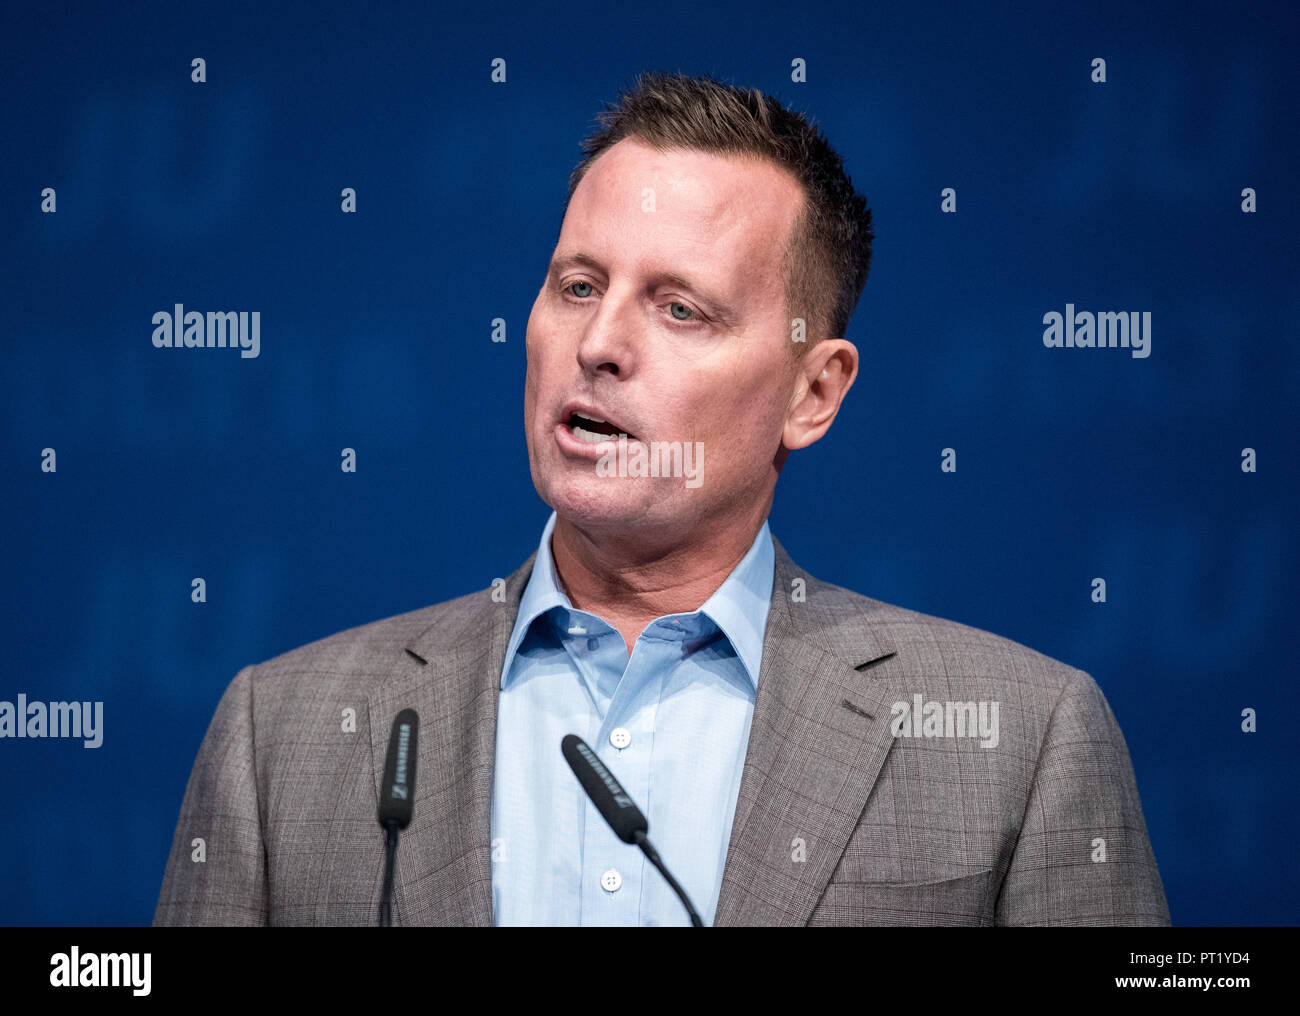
[154,536,1171,926]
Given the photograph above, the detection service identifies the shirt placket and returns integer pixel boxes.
[575,629,669,925]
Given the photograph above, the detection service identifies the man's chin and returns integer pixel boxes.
[541,478,665,530]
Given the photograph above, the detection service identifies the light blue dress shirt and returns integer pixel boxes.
[490,510,774,926]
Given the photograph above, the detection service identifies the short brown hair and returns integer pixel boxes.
[564,70,874,345]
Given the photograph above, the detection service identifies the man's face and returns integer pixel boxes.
[524,137,807,537]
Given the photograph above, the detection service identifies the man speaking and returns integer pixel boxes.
[155,71,1170,926]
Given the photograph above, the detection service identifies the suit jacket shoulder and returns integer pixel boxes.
[716,538,1171,926]
[154,555,537,927]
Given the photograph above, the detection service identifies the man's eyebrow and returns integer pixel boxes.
[546,251,604,281]
[547,251,742,328]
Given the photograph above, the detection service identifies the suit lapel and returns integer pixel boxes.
[367,551,536,927]
[714,537,901,926]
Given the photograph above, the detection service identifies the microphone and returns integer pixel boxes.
[377,709,419,927]
[561,733,704,927]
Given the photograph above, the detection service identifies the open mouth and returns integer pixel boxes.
[565,411,636,444]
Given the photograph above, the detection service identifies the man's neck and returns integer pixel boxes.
[549,505,768,655]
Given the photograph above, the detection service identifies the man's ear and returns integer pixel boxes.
[782,339,859,452]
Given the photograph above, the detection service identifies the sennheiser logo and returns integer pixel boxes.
[50,948,151,996]
[1042,304,1151,358]
[576,740,634,809]
[391,723,411,800]
[151,304,261,358]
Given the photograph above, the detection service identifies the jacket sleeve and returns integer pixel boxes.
[154,665,270,926]
[995,668,1171,926]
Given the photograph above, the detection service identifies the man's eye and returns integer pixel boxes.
[668,301,697,322]
[561,284,702,326]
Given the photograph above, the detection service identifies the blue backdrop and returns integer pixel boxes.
[2,0,1296,925]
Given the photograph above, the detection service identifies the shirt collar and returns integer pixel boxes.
[500,510,774,691]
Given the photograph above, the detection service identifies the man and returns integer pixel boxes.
[155,71,1170,926]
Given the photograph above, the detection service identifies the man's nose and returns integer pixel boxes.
[575,283,639,378]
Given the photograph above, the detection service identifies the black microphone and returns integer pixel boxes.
[377,709,419,927]
[561,733,704,927]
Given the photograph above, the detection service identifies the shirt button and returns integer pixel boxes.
[601,868,622,892]
[609,727,632,749]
